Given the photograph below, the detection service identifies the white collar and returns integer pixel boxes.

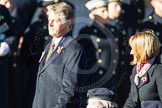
[52,37,63,47]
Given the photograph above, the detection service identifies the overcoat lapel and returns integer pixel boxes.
[39,36,73,74]
[138,73,149,88]
[132,66,139,99]
[38,42,51,72]
[138,64,158,88]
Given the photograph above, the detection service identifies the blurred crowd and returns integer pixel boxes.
[0,0,162,108]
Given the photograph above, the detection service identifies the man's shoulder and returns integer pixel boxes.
[65,36,82,51]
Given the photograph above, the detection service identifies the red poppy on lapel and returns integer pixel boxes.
[57,46,63,54]
[141,76,147,83]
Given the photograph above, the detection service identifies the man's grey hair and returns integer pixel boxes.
[88,98,118,108]
[99,99,118,108]
[48,2,74,23]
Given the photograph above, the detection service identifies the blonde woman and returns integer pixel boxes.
[124,29,162,108]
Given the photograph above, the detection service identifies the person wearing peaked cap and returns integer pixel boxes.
[107,0,121,20]
[119,0,145,36]
[105,0,133,107]
[85,0,108,11]
[85,0,109,23]
[138,0,162,63]
[141,101,162,108]
[77,0,119,107]
[87,88,118,108]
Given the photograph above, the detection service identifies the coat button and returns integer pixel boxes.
[121,61,125,65]
[148,16,152,20]
[110,28,115,32]
[137,8,141,13]
[96,38,101,42]
[115,38,119,42]
[98,59,102,64]
[13,52,17,56]
[98,48,102,53]
[99,70,103,75]
[13,63,17,67]
[115,48,119,53]
[112,71,116,75]
[113,59,117,64]
[94,29,98,33]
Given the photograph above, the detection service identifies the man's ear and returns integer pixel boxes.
[66,20,72,30]
[89,10,97,20]
[66,19,72,25]
[150,0,155,8]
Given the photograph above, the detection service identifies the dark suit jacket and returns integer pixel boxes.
[124,59,162,108]
[32,35,85,108]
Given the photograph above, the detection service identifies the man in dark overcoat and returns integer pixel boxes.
[32,2,85,108]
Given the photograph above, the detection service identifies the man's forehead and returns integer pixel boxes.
[48,12,61,20]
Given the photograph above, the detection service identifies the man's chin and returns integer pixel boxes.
[53,35,62,38]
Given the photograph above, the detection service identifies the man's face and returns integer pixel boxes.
[151,0,162,14]
[93,7,108,20]
[107,2,121,20]
[48,11,70,38]
[0,0,12,10]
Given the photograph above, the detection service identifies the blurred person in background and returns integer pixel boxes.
[139,0,162,63]
[77,0,119,107]
[105,0,133,107]
[0,0,28,108]
[12,0,37,35]
[120,0,145,36]
[0,4,19,108]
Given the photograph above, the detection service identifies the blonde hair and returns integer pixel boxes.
[129,29,161,65]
